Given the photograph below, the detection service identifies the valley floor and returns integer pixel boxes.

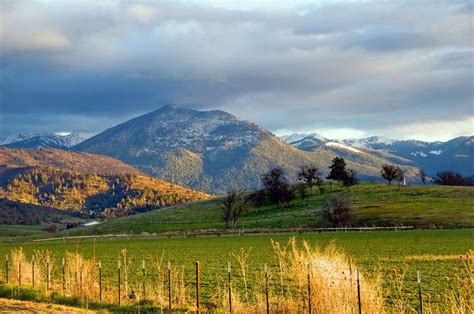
[0,229,472,312]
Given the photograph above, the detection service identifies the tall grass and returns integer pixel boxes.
[2,243,472,313]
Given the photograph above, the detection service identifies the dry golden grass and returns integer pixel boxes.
[3,245,472,313]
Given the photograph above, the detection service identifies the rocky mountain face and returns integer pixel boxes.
[75,105,421,193]
[0,132,89,149]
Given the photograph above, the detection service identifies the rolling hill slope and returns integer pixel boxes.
[0,148,212,217]
[0,148,142,176]
[69,183,474,235]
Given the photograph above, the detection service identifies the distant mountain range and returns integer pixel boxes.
[2,106,471,194]
[282,133,473,176]
[74,105,422,193]
[0,132,89,149]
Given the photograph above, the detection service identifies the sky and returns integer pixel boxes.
[0,0,473,141]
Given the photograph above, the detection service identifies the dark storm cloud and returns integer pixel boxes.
[0,0,472,140]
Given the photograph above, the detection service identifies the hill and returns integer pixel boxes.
[0,148,142,177]
[0,199,81,225]
[74,105,421,194]
[0,166,212,216]
[69,183,474,235]
[0,148,212,217]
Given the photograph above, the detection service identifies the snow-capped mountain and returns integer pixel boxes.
[343,136,398,148]
[1,132,90,149]
[283,132,328,151]
[75,105,419,193]
[281,133,473,176]
[343,136,473,175]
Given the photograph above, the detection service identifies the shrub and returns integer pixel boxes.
[433,171,473,186]
[324,196,355,226]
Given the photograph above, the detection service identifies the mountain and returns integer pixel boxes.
[0,132,89,149]
[281,133,474,176]
[75,105,420,193]
[284,133,328,151]
[342,136,474,176]
[0,148,212,216]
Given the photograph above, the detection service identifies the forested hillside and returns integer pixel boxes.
[0,167,211,217]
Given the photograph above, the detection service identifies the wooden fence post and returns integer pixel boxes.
[62,257,65,294]
[117,260,121,306]
[80,269,83,297]
[46,256,50,291]
[228,261,232,313]
[98,260,102,301]
[417,270,423,314]
[142,260,146,298]
[31,256,35,287]
[356,269,362,314]
[18,259,21,286]
[264,264,269,314]
[196,261,200,313]
[5,254,8,284]
[307,263,312,314]
[168,261,171,311]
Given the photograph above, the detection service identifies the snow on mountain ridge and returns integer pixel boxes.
[0,132,90,148]
[326,142,363,154]
[343,136,397,148]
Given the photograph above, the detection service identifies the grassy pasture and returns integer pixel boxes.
[0,229,472,311]
[71,183,474,236]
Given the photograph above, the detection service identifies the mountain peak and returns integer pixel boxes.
[158,104,178,111]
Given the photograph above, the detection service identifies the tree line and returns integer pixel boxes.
[222,157,474,228]
[221,157,359,228]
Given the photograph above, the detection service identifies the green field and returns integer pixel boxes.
[71,183,474,236]
[0,225,46,239]
[0,183,472,311]
[1,229,472,310]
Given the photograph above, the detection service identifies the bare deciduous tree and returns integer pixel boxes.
[297,166,322,194]
[221,190,246,228]
[381,164,403,185]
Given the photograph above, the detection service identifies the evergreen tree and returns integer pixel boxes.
[327,157,347,183]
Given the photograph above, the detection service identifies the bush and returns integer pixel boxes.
[324,196,355,226]
[433,171,473,186]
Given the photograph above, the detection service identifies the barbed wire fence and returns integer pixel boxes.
[0,248,472,313]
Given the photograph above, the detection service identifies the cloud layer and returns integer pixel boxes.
[0,0,472,140]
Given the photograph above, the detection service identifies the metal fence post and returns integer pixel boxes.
[265,264,269,314]
[417,270,423,314]
[117,260,121,306]
[228,261,232,313]
[99,260,102,301]
[31,256,35,287]
[46,256,50,291]
[196,261,200,313]
[168,261,171,311]
[356,269,362,314]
